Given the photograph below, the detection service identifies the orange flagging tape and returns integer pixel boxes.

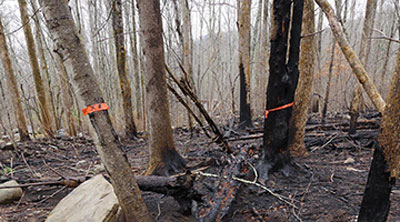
[265,102,294,119]
[82,103,109,116]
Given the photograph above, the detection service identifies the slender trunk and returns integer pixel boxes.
[111,0,138,140]
[18,0,54,137]
[380,21,396,93]
[137,0,186,176]
[30,0,58,131]
[288,0,315,157]
[39,1,151,220]
[0,17,30,141]
[130,0,142,129]
[322,41,336,122]
[349,0,378,134]
[55,53,76,137]
[315,0,386,113]
[237,0,253,129]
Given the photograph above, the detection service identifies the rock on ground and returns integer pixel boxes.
[0,180,23,204]
[46,174,119,222]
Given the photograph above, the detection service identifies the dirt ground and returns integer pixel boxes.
[0,111,399,222]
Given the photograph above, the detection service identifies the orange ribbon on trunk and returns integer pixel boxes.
[82,103,109,116]
[265,102,294,119]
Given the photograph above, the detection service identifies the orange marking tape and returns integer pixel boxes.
[265,102,294,119]
[82,103,109,116]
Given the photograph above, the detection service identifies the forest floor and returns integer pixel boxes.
[0,111,399,222]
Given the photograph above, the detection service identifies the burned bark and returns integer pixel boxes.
[358,33,400,222]
[257,0,304,181]
[237,0,253,129]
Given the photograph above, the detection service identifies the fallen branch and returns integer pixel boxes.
[167,83,212,138]
[166,65,232,153]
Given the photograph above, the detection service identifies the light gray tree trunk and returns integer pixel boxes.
[38,1,150,220]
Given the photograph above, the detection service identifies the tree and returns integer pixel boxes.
[288,0,315,157]
[54,53,76,137]
[137,0,186,176]
[349,0,378,135]
[18,0,54,138]
[111,0,138,140]
[237,0,253,129]
[358,33,400,222]
[315,0,386,113]
[0,17,30,142]
[30,0,58,131]
[38,0,151,220]
[257,0,304,181]
[180,0,194,132]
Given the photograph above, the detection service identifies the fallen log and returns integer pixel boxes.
[196,147,252,221]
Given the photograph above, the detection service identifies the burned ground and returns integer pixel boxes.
[0,111,399,222]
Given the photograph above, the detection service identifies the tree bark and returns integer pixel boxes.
[30,0,58,131]
[237,0,253,129]
[315,0,386,113]
[137,0,186,176]
[130,0,143,129]
[18,0,54,138]
[38,1,151,221]
[54,53,76,137]
[349,0,378,134]
[180,0,194,133]
[358,31,400,222]
[288,0,315,157]
[111,0,138,140]
[0,17,30,142]
[257,0,304,181]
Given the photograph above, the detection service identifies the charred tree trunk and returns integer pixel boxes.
[137,0,186,176]
[38,1,151,221]
[358,37,400,222]
[111,0,138,140]
[237,0,253,129]
[257,0,304,181]
[0,17,30,142]
[18,0,54,138]
[288,0,315,157]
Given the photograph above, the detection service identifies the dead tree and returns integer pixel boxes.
[257,0,304,181]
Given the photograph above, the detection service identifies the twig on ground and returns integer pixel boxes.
[194,171,297,209]
[35,185,67,205]
[310,134,339,152]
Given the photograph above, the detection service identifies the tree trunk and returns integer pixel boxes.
[54,53,76,137]
[30,0,58,132]
[0,17,30,142]
[288,0,315,157]
[237,0,253,129]
[257,0,304,181]
[111,0,138,140]
[180,0,194,133]
[38,1,151,221]
[18,0,54,138]
[322,41,336,122]
[349,0,378,135]
[358,33,400,222]
[137,0,186,176]
[315,0,386,113]
[130,0,143,130]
